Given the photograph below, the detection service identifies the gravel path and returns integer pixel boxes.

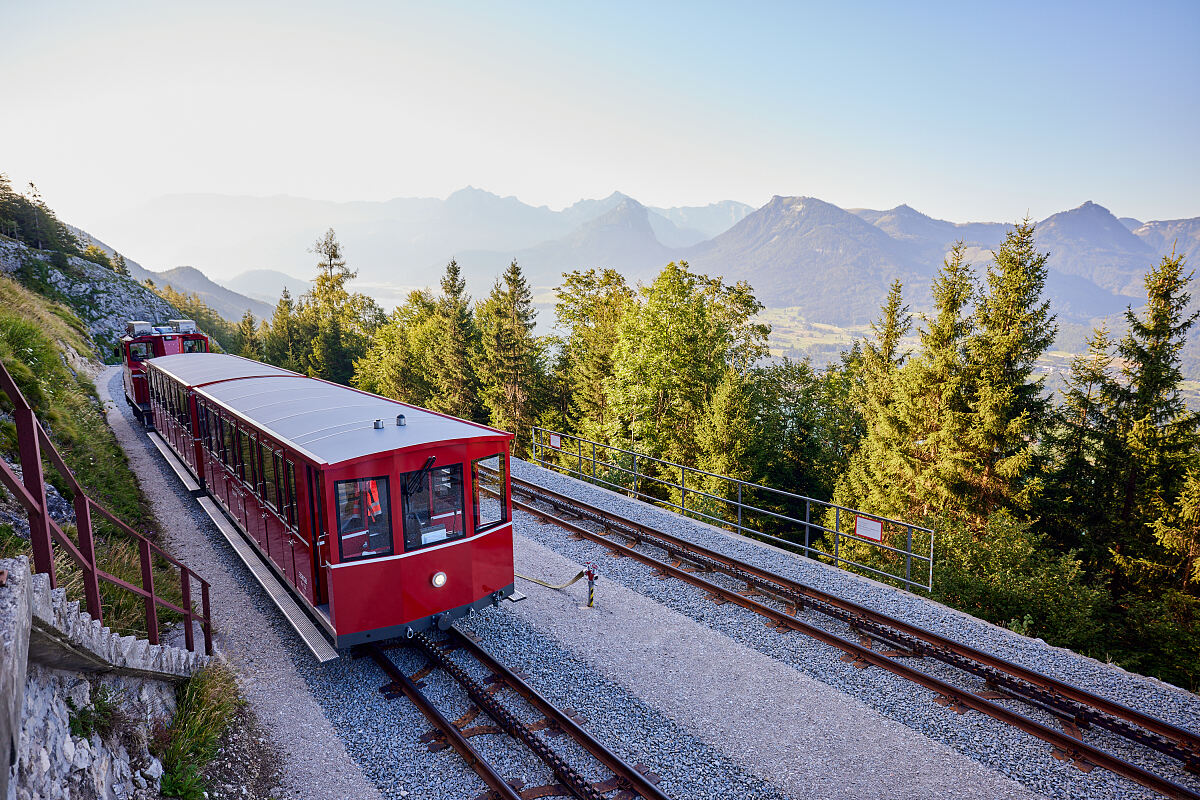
[501,531,1044,799]
[512,458,1200,800]
[101,368,385,800]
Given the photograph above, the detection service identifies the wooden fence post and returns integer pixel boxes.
[138,538,159,644]
[75,497,102,621]
[14,407,55,585]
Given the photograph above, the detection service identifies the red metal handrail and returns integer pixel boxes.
[0,359,213,655]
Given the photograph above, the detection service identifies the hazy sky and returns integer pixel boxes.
[2,0,1197,231]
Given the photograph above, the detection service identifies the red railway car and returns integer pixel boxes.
[145,352,515,647]
[119,320,210,424]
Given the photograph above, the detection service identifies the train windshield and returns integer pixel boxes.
[402,464,465,552]
[182,338,207,353]
[335,476,394,560]
[472,455,507,531]
[127,342,151,361]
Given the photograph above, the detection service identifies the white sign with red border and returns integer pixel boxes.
[549,433,562,449]
[854,515,883,542]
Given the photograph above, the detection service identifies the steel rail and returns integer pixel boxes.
[446,628,671,800]
[359,643,523,800]
[509,483,1200,800]
[510,477,1200,772]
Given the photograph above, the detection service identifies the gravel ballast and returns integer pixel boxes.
[511,458,1200,800]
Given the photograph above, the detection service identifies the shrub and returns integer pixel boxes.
[153,663,241,799]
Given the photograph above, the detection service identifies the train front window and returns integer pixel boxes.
[128,342,151,361]
[335,476,393,561]
[472,455,507,532]
[182,338,207,354]
[402,464,465,552]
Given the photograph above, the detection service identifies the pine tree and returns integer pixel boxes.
[353,290,439,406]
[428,260,482,420]
[1110,252,1199,581]
[476,260,543,450]
[832,280,912,518]
[112,253,129,277]
[262,288,301,370]
[236,311,261,360]
[961,220,1056,526]
[1039,325,1120,557]
[554,269,633,438]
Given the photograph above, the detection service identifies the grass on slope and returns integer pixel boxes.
[0,273,186,639]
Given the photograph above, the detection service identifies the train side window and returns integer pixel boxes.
[261,443,278,509]
[183,338,206,353]
[285,461,298,529]
[335,476,392,561]
[221,418,234,466]
[128,342,151,361]
[239,429,256,488]
[472,455,507,532]
[403,464,465,552]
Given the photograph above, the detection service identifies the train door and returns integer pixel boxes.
[306,466,328,606]
[239,428,266,549]
[216,416,235,511]
[286,460,316,603]
[259,442,289,572]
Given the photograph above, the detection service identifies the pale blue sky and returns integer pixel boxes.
[1,0,1196,229]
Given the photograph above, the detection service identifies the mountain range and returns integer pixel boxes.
[89,189,1198,328]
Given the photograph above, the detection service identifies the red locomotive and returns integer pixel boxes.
[119,320,210,424]
[140,351,515,649]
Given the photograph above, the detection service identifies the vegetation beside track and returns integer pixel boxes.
[152,662,242,800]
[0,273,185,638]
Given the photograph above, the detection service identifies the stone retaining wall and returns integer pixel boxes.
[1,557,211,800]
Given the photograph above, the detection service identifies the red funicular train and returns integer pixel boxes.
[143,351,515,648]
[119,320,210,424]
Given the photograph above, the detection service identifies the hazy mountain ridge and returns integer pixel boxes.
[90,189,1197,330]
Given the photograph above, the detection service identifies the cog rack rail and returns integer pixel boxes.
[509,476,1200,800]
[358,629,668,800]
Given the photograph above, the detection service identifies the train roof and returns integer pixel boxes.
[148,353,299,385]
[194,374,511,466]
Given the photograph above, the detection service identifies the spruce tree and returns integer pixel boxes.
[429,260,482,420]
[353,290,438,406]
[1110,252,1199,580]
[262,288,301,370]
[112,252,129,277]
[961,220,1056,526]
[892,244,975,518]
[236,311,262,360]
[832,280,912,518]
[476,260,543,450]
[554,269,633,438]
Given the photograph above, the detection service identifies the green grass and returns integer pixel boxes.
[153,663,241,800]
[0,274,186,637]
[67,684,126,740]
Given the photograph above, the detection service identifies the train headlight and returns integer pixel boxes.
[431,571,448,588]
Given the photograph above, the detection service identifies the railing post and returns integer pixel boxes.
[138,538,159,645]
[180,565,194,653]
[577,438,583,477]
[201,581,213,656]
[804,500,811,556]
[737,483,743,534]
[14,407,55,585]
[632,455,639,497]
[680,466,686,513]
[75,497,102,622]
[591,442,596,479]
[905,525,913,586]
[834,507,840,568]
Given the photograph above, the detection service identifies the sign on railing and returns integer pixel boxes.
[530,426,935,592]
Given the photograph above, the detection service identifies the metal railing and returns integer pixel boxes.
[530,427,935,592]
[0,360,213,654]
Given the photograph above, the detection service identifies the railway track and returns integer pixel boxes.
[357,629,669,800]
[509,476,1200,800]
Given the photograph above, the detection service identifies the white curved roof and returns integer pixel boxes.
[149,352,298,385]
[193,373,509,466]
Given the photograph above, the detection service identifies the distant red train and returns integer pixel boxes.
[118,320,210,424]
[131,348,515,648]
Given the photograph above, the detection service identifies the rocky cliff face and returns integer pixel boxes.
[0,238,178,353]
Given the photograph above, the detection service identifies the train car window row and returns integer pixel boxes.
[336,476,393,561]
[472,455,508,531]
[403,464,466,552]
